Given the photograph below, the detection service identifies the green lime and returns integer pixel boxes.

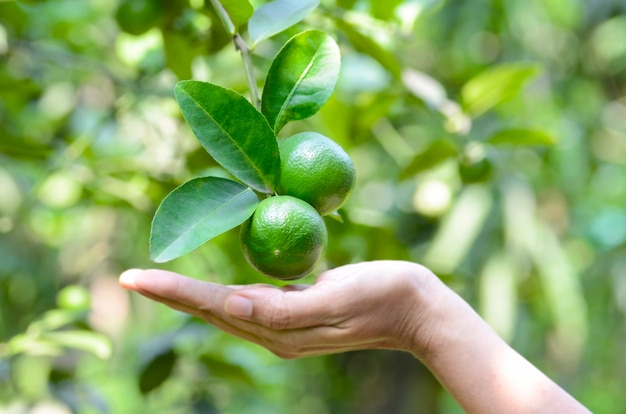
[277,132,356,216]
[458,142,493,184]
[115,0,162,36]
[56,285,91,311]
[240,195,328,280]
[459,156,493,183]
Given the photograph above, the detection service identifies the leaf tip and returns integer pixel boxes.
[149,255,168,264]
[148,245,169,264]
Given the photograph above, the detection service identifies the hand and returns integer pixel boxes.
[118,260,439,359]
[119,260,591,413]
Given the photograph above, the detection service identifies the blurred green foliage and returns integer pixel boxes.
[1,0,625,412]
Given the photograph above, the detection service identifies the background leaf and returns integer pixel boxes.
[175,80,280,193]
[402,69,471,135]
[334,19,402,78]
[248,0,320,45]
[399,140,457,180]
[220,0,254,29]
[262,30,340,133]
[486,128,555,146]
[27,310,85,333]
[150,177,258,263]
[199,354,255,386]
[139,349,177,395]
[461,64,540,117]
[370,0,404,21]
[42,331,112,359]
[162,29,196,80]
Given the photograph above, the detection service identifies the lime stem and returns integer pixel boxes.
[208,0,262,110]
[208,0,235,36]
[234,34,262,110]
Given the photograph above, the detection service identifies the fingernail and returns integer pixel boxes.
[225,295,253,318]
[119,269,143,289]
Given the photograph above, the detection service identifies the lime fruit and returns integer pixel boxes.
[458,144,493,184]
[459,156,493,183]
[240,195,328,280]
[277,132,356,216]
[115,0,162,36]
[56,285,91,312]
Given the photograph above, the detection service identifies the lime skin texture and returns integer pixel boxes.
[240,195,328,280]
[277,132,356,216]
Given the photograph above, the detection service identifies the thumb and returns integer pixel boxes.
[224,286,339,330]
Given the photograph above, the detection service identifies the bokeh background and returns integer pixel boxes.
[1,0,625,412]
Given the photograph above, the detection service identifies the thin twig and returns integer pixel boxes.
[233,34,262,110]
[208,0,262,110]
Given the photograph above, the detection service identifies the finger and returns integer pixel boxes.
[130,285,377,358]
[219,323,395,359]
[147,294,277,351]
[121,270,220,320]
[224,284,344,330]
[122,271,380,357]
[119,268,143,290]
[120,269,233,315]
[120,270,361,354]
[226,283,276,290]
[128,284,347,358]
[280,284,310,292]
[121,274,278,348]
[277,337,392,358]
[120,270,294,339]
[224,283,310,292]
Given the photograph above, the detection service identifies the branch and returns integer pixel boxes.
[233,34,262,110]
[208,0,262,110]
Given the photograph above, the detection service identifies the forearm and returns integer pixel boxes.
[411,277,590,414]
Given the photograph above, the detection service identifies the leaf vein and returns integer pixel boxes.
[274,43,323,131]
[159,188,254,259]
[181,88,272,190]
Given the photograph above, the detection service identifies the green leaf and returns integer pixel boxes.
[334,19,402,78]
[459,156,493,184]
[327,211,344,223]
[175,80,280,193]
[402,69,472,135]
[399,140,458,180]
[461,64,540,117]
[150,177,258,263]
[248,0,320,45]
[162,29,195,80]
[220,0,254,29]
[7,334,63,357]
[370,0,404,21]
[262,30,340,133]
[42,331,112,359]
[206,11,233,53]
[139,349,177,395]
[486,128,555,146]
[337,0,358,9]
[28,309,85,334]
[11,355,51,400]
[199,354,255,386]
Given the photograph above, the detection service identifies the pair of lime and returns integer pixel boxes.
[240,132,355,280]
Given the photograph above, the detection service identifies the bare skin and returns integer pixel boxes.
[119,260,590,414]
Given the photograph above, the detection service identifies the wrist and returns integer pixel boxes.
[401,273,590,414]
[391,263,448,358]
[400,265,481,361]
